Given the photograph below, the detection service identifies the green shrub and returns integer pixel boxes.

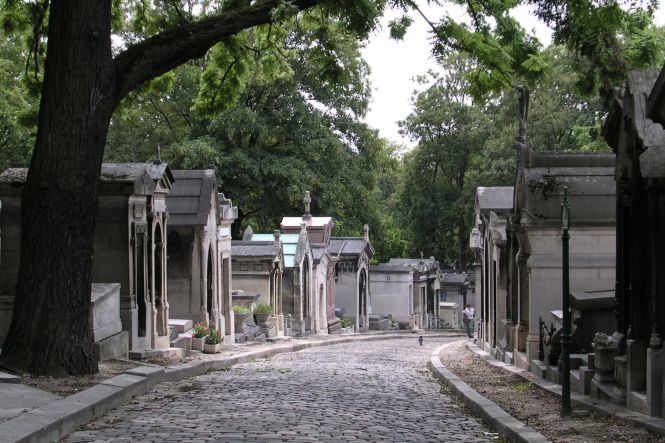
[340,318,352,328]
[233,305,249,315]
[205,327,222,345]
[255,303,272,314]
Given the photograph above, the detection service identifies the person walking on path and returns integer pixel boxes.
[463,304,475,339]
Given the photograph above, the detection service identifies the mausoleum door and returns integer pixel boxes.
[303,257,311,331]
[206,244,214,325]
[358,269,367,329]
[134,225,148,338]
[152,223,167,341]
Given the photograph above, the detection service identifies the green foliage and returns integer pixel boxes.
[0,33,36,173]
[233,305,249,315]
[340,318,352,328]
[205,327,222,345]
[193,321,209,338]
[255,303,272,314]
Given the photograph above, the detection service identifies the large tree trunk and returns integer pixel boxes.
[0,0,325,377]
[0,0,115,376]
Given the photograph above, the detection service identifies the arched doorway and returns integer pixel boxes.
[302,256,310,332]
[206,244,214,324]
[135,225,147,338]
[319,284,325,332]
[153,223,166,340]
[358,268,367,330]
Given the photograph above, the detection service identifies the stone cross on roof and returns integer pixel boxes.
[154,143,162,165]
[303,191,312,220]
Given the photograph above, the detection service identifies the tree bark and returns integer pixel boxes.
[0,0,324,376]
[0,0,115,376]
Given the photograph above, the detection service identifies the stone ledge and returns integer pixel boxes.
[428,343,550,443]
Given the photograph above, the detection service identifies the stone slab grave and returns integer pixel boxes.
[91,283,128,361]
[369,314,390,331]
[0,383,61,424]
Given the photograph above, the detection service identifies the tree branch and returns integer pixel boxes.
[112,0,320,103]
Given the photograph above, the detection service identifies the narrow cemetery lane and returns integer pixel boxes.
[64,337,494,442]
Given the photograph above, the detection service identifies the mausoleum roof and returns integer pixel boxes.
[167,170,216,226]
[475,187,514,213]
[281,216,333,228]
[369,264,412,273]
[329,237,374,257]
[511,143,616,226]
[231,241,279,258]
[245,233,301,268]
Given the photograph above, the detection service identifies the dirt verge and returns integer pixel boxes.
[439,340,665,443]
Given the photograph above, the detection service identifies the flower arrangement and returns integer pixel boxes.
[255,303,272,314]
[592,332,616,349]
[192,321,208,338]
[205,327,222,345]
[340,318,352,329]
[233,305,249,315]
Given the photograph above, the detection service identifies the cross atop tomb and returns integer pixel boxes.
[154,143,162,165]
[303,191,312,220]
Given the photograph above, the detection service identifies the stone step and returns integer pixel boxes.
[169,319,193,334]
[170,333,192,350]
[266,336,292,343]
[0,370,20,384]
[129,347,184,360]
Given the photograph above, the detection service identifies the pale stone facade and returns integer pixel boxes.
[231,234,285,337]
[0,163,174,351]
[165,170,237,340]
[370,257,441,330]
[329,226,374,332]
[281,192,340,334]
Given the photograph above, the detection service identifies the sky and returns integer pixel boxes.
[360,2,663,149]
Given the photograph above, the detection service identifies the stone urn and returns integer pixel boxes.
[254,312,271,327]
[234,313,248,332]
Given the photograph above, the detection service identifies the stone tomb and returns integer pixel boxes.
[90,283,128,361]
[231,234,285,337]
[0,163,174,351]
[165,170,237,341]
[599,65,665,417]
[281,192,339,335]
[328,226,375,333]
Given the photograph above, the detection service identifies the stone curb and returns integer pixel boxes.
[0,332,459,443]
[428,342,550,443]
[465,342,665,437]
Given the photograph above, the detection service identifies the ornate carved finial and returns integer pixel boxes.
[363,224,369,241]
[420,251,424,260]
[650,324,662,350]
[154,143,162,165]
[627,324,632,339]
[303,191,312,220]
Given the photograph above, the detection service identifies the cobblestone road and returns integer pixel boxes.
[65,337,494,442]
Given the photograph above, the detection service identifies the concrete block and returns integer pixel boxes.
[90,283,123,342]
[0,371,20,384]
[646,347,663,417]
[94,331,128,361]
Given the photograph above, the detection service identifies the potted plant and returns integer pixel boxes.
[254,303,272,326]
[340,318,353,334]
[191,321,208,351]
[203,327,223,354]
[233,305,249,332]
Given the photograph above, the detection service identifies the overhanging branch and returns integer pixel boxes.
[112,0,320,103]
